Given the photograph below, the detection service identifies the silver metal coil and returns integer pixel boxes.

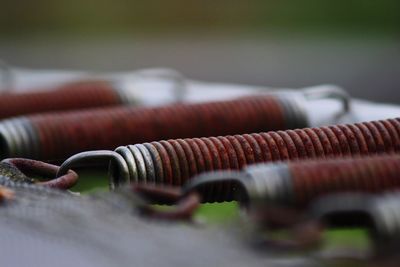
[111,144,153,186]
[56,142,295,203]
[0,117,39,159]
[243,163,293,205]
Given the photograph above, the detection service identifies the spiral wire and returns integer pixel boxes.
[0,94,308,160]
[0,80,137,120]
[242,154,400,206]
[100,118,400,197]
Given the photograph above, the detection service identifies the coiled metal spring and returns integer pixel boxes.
[233,154,400,205]
[56,118,400,192]
[180,154,400,204]
[0,80,137,119]
[0,93,311,160]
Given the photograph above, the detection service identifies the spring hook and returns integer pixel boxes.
[0,93,315,160]
[301,85,350,119]
[0,59,13,92]
[131,68,188,102]
[177,164,400,253]
[126,176,400,253]
[55,118,400,192]
[1,158,78,190]
[56,150,129,190]
[132,184,201,221]
[309,193,400,259]
[246,192,400,255]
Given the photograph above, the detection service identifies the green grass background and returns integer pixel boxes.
[1,0,399,37]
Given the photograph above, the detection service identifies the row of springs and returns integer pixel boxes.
[0,80,138,119]
[105,118,400,193]
[242,153,400,207]
[174,155,400,251]
[0,94,307,160]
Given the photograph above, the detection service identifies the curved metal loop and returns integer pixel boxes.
[181,170,324,248]
[132,183,200,221]
[301,86,351,119]
[182,171,250,203]
[0,59,14,92]
[57,150,130,190]
[2,158,78,190]
[134,68,188,102]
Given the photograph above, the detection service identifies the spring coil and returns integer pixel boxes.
[0,94,308,160]
[0,80,137,119]
[78,117,400,195]
[239,154,400,207]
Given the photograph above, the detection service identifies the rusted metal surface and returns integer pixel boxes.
[134,184,201,221]
[310,193,400,260]
[1,158,78,190]
[287,155,400,207]
[129,175,400,261]
[0,94,308,160]
[178,154,400,204]
[247,192,400,260]
[0,80,132,119]
[80,118,400,190]
[175,172,400,259]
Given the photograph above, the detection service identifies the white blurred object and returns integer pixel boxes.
[3,65,400,127]
[346,100,400,122]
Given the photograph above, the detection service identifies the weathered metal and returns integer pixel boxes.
[0,80,137,119]
[183,154,400,204]
[0,94,310,160]
[309,193,400,259]
[55,118,400,192]
[1,158,78,190]
[128,161,400,257]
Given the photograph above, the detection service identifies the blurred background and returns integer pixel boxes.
[0,0,399,102]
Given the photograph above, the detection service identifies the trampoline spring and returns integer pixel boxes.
[0,90,330,160]
[0,79,140,119]
[55,118,400,194]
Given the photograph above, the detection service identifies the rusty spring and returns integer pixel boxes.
[209,153,400,205]
[0,94,310,160]
[56,118,400,193]
[0,80,137,119]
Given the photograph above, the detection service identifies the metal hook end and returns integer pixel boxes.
[182,170,250,203]
[57,150,130,190]
[0,59,14,92]
[134,68,188,102]
[301,85,351,119]
[2,158,78,190]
